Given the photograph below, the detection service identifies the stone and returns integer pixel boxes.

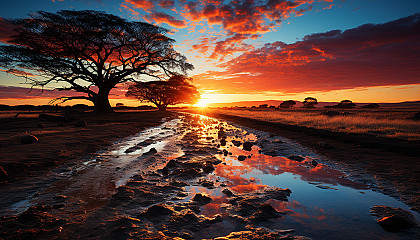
[370,205,419,232]
[220,138,227,146]
[222,188,234,197]
[143,147,157,155]
[21,135,38,144]
[232,140,242,147]
[139,203,174,218]
[192,193,213,204]
[243,142,253,151]
[74,120,87,127]
[223,149,229,156]
[238,155,247,161]
[311,160,318,166]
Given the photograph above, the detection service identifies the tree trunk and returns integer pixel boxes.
[93,89,113,113]
[157,105,167,111]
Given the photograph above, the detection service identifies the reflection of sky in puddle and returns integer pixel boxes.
[184,114,419,240]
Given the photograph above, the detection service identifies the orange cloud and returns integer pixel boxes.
[125,0,154,11]
[148,11,187,28]
[194,13,420,93]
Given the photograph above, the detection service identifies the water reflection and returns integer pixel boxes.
[183,114,418,240]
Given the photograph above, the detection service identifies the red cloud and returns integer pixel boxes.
[148,11,187,28]
[158,0,175,9]
[182,0,317,35]
[122,1,332,60]
[0,17,16,43]
[125,0,154,11]
[194,13,420,93]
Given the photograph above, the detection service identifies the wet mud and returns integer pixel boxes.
[1,114,419,239]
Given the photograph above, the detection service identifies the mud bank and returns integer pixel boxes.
[196,111,420,213]
[0,111,172,182]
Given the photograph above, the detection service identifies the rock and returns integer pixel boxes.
[223,149,229,156]
[288,155,305,162]
[232,140,242,147]
[238,155,247,161]
[21,135,38,144]
[199,178,215,188]
[139,203,174,218]
[222,188,234,197]
[202,162,215,173]
[220,138,227,146]
[74,120,87,127]
[248,203,282,223]
[370,205,419,232]
[192,193,213,204]
[37,123,45,128]
[311,160,318,166]
[143,147,157,155]
[172,168,201,179]
[243,142,253,151]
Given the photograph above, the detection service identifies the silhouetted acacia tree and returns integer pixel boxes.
[335,100,356,108]
[361,103,379,109]
[0,10,193,112]
[279,100,296,108]
[302,97,318,108]
[125,75,200,111]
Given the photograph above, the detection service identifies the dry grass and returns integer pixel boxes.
[210,108,420,141]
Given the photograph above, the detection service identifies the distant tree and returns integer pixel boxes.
[361,103,379,109]
[335,100,356,108]
[0,10,193,113]
[280,100,296,108]
[302,97,318,108]
[125,75,200,111]
[259,104,268,108]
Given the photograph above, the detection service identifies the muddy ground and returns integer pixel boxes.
[0,112,312,239]
[198,111,420,213]
[0,111,172,182]
[0,110,419,239]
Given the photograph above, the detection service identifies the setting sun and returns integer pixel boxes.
[195,98,210,108]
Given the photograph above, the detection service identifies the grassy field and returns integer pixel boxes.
[209,108,420,141]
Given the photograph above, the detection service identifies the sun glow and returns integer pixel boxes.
[195,98,211,108]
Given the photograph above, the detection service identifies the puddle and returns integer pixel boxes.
[1,113,418,239]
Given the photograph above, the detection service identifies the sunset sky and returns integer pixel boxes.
[1,0,420,106]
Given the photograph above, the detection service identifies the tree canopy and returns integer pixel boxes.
[279,100,296,108]
[125,75,200,111]
[302,97,318,108]
[0,10,193,112]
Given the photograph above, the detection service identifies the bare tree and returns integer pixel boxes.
[125,75,200,111]
[0,10,193,112]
